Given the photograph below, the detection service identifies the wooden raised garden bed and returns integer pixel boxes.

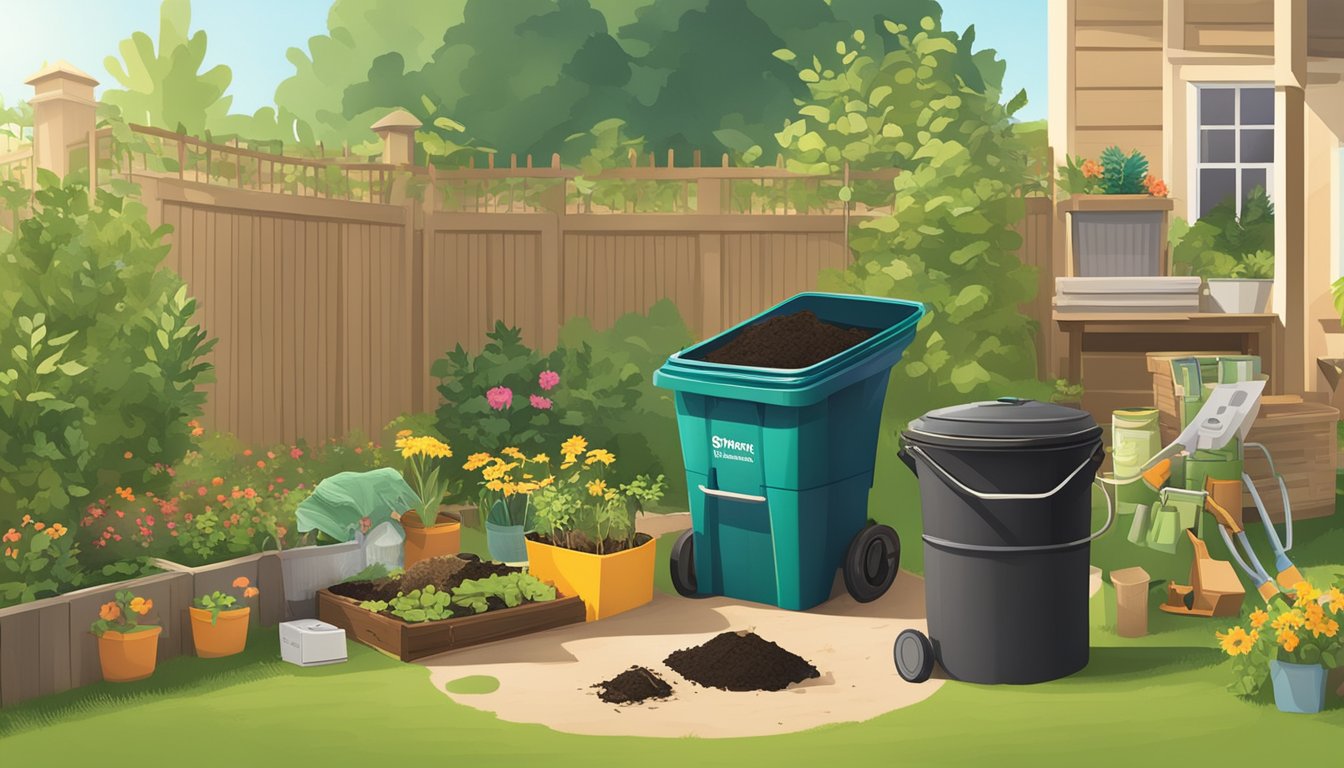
[317,588,586,662]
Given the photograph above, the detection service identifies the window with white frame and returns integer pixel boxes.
[1194,84,1275,219]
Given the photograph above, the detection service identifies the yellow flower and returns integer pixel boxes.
[1249,609,1269,629]
[1216,626,1258,656]
[396,429,413,438]
[485,479,505,492]
[502,482,519,497]
[1272,610,1305,631]
[1327,587,1344,615]
[501,446,525,460]
[1293,581,1321,603]
[1305,610,1339,639]
[560,458,575,470]
[539,476,555,488]
[515,481,539,494]
[129,597,153,616]
[1278,628,1300,652]
[44,523,68,540]
[531,453,549,464]
[463,452,493,471]
[561,435,588,458]
[584,448,616,466]
[586,479,607,498]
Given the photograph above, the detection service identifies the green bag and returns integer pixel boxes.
[296,468,420,542]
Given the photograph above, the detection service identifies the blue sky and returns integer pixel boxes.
[0,0,1048,122]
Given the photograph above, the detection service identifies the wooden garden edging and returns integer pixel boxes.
[0,551,285,708]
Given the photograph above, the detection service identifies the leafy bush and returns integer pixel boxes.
[1058,146,1166,197]
[1170,186,1275,279]
[771,17,1053,427]
[1,177,214,557]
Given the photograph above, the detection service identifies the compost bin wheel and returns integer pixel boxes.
[843,524,900,603]
[670,530,699,597]
[893,629,935,683]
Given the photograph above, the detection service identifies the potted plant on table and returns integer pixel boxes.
[190,576,260,658]
[1058,146,1172,276]
[465,447,548,563]
[1218,579,1341,714]
[525,435,666,621]
[91,590,160,683]
[1170,186,1275,314]
[394,431,462,567]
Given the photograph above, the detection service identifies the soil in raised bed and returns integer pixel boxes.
[699,310,876,369]
[593,666,674,705]
[327,556,518,603]
[664,630,820,692]
[527,532,652,556]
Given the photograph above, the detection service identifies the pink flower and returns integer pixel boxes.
[290,447,303,459]
[529,394,553,410]
[538,370,560,391]
[486,386,514,411]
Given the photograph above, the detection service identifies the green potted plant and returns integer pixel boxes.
[1217,579,1341,714]
[525,435,666,621]
[464,447,548,563]
[91,590,160,683]
[1058,146,1172,276]
[190,576,260,658]
[1170,186,1275,314]
[393,432,463,567]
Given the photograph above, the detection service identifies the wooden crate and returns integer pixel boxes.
[1146,352,1339,522]
[317,589,586,662]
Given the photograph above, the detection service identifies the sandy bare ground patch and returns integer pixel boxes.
[424,572,941,738]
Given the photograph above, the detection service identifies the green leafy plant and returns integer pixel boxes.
[0,176,214,535]
[1058,146,1165,197]
[1170,186,1275,279]
[449,573,556,614]
[1,516,81,604]
[393,433,459,526]
[91,589,157,637]
[193,574,259,625]
[343,563,402,584]
[361,584,455,623]
[528,436,666,554]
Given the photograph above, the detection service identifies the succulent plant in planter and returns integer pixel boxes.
[1171,186,1275,313]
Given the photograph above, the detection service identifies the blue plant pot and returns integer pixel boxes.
[1269,659,1327,714]
[485,521,528,564]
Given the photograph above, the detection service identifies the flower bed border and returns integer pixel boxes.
[0,551,287,708]
[316,588,586,662]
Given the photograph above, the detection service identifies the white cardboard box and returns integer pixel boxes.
[279,620,348,667]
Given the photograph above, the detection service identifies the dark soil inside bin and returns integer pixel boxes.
[327,556,518,603]
[593,666,674,705]
[664,630,820,692]
[699,310,876,369]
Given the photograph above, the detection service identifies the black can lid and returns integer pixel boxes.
[904,397,1101,448]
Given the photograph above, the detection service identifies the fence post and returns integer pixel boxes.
[697,169,723,337]
[24,61,98,180]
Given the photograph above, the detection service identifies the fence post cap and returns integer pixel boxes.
[370,109,422,134]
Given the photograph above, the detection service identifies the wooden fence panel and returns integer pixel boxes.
[561,233,702,335]
[1015,197,1056,380]
[718,231,849,328]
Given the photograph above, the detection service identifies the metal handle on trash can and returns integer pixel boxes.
[904,443,1100,501]
[698,485,767,504]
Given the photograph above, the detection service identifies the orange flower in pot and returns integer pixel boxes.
[91,590,161,683]
[395,430,462,566]
[190,576,260,658]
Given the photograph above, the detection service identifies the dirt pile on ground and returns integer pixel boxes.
[700,310,875,369]
[327,556,518,602]
[593,666,674,705]
[663,630,820,692]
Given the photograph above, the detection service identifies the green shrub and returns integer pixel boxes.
[0,176,214,532]
[1170,186,1275,279]
[772,17,1054,429]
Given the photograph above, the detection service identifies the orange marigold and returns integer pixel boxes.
[99,602,121,622]
[232,576,251,589]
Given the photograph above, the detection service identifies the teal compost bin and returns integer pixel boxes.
[653,292,925,610]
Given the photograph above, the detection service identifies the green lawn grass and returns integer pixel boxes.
[2,465,1341,765]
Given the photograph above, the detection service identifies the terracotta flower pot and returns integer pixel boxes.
[525,535,656,621]
[402,509,461,567]
[97,626,162,683]
[189,606,251,658]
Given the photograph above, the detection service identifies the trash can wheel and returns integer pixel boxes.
[843,524,900,603]
[893,629,935,683]
[670,530,699,597]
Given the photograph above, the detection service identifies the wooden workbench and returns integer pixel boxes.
[1054,312,1284,424]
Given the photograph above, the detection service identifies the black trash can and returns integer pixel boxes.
[895,397,1112,685]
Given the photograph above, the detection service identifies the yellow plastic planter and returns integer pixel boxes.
[189,606,250,658]
[525,536,656,621]
[97,626,162,683]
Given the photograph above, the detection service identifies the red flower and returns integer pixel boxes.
[290,448,303,459]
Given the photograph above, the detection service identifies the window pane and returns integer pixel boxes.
[1241,88,1274,125]
[1201,129,1235,162]
[1242,169,1267,201]
[1200,88,1235,125]
[1241,129,1273,163]
[1200,168,1236,218]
